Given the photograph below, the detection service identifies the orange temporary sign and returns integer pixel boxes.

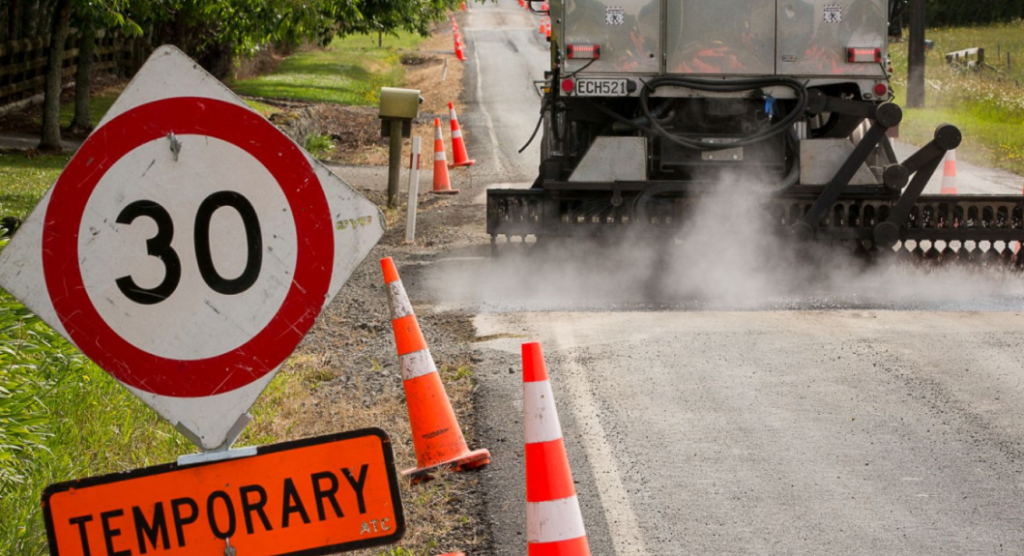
[42,429,404,556]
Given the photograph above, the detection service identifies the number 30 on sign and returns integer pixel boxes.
[0,46,385,451]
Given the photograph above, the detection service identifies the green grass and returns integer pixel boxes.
[889,21,1024,174]
[0,153,70,219]
[0,154,303,554]
[229,32,424,105]
[0,289,303,555]
[0,282,198,555]
[56,89,121,129]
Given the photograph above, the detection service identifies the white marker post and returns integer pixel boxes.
[406,136,421,243]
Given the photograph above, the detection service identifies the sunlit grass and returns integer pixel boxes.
[889,21,1024,174]
[229,33,424,105]
[0,153,69,219]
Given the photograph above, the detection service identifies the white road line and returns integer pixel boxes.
[469,30,507,174]
[555,334,652,556]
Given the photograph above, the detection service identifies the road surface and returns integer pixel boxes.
[427,2,1024,554]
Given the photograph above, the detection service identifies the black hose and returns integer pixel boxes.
[638,75,808,151]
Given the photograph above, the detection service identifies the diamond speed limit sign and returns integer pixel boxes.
[0,46,384,450]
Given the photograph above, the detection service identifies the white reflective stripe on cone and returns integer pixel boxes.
[524,381,563,444]
[387,282,414,319]
[435,128,443,139]
[400,350,438,381]
[452,129,463,138]
[435,152,447,161]
[450,109,457,120]
[527,496,587,543]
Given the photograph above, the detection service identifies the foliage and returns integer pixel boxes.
[306,133,337,158]
[890,23,1024,175]
[128,0,464,63]
[0,292,70,488]
[923,0,1024,26]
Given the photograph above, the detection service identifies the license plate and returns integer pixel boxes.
[574,79,629,97]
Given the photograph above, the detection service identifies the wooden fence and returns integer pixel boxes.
[0,29,137,109]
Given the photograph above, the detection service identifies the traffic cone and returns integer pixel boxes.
[523,342,592,556]
[940,149,958,195]
[448,102,476,168]
[454,38,467,62]
[432,118,459,194]
[381,257,488,481]
[545,18,551,38]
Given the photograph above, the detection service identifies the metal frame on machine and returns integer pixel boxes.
[490,1,1024,262]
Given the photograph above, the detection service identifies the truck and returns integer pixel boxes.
[486,0,1024,265]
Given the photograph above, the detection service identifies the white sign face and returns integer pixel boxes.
[0,46,385,450]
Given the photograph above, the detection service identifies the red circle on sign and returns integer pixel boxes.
[42,97,334,398]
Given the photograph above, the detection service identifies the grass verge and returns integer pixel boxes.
[889,22,1024,175]
[230,33,425,105]
[0,153,70,219]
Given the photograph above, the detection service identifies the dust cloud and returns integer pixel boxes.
[424,181,1024,312]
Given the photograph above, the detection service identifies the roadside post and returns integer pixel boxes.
[406,136,421,243]
[0,45,403,556]
[380,87,421,208]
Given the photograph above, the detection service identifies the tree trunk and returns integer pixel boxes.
[9,0,22,40]
[38,0,54,38]
[70,23,96,135]
[22,0,39,37]
[38,0,71,152]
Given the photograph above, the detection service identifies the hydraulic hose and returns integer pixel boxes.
[638,75,808,151]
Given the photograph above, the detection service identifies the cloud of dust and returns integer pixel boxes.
[424,178,1024,312]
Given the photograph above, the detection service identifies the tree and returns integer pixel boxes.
[37,0,138,149]
[69,18,96,135]
[38,0,72,152]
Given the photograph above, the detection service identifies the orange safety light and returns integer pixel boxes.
[566,44,600,60]
[847,47,882,63]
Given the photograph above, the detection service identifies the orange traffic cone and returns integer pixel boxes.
[431,118,459,195]
[461,1,467,9]
[545,18,551,38]
[940,149,958,195]
[454,38,467,62]
[381,257,489,481]
[448,102,476,168]
[523,342,592,556]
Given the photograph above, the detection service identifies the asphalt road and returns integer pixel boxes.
[438,1,1024,555]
